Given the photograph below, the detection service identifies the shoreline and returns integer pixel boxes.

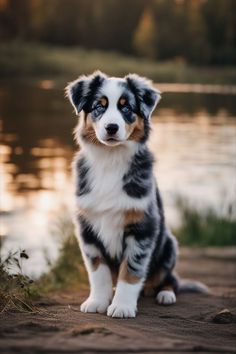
[1,42,236,85]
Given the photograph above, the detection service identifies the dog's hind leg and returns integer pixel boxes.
[156,272,178,305]
[153,230,179,305]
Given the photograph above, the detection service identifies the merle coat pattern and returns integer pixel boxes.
[66,71,206,318]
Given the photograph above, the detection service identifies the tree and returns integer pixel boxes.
[133,7,157,59]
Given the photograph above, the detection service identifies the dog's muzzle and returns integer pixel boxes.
[105,123,119,136]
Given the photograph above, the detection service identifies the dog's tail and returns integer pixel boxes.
[178,279,210,294]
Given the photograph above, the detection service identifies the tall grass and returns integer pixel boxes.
[0,217,86,312]
[0,247,38,312]
[175,199,236,247]
[38,217,87,292]
[38,234,87,292]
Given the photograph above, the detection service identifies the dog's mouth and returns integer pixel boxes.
[106,137,117,142]
[101,137,124,146]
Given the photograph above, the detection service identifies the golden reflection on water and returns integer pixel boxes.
[150,113,236,226]
[0,137,73,276]
[1,138,73,210]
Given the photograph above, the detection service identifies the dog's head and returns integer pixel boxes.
[66,71,161,147]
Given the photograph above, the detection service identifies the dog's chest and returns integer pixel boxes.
[76,150,132,258]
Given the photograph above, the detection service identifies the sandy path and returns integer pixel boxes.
[0,248,236,353]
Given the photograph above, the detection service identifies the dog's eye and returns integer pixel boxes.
[121,105,131,114]
[94,104,105,113]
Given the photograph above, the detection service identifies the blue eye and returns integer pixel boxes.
[95,104,105,113]
[121,105,131,114]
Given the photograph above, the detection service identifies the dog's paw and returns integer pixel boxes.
[80,297,110,313]
[107,303,137,318]
[156,290,176,305]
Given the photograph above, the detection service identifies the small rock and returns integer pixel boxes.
[212,308,236,324]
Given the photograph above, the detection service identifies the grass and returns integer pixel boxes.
[0,217,87,312]
[175,199,236,247]
[1,41,236,84]
[0,248,38,312]
[38,218,87,293]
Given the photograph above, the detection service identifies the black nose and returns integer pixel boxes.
[105,123,119,135]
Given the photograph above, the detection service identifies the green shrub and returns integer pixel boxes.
[38,217,87,293]
[175,199,236,246]
[0,248,38,312]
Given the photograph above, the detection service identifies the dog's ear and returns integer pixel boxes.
[125,74,161,119]
[65,71,107,115]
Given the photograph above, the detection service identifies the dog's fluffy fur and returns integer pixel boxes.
[66,71,207,318]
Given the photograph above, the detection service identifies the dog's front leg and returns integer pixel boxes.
[107,237,153,318]
[107,262,143,318]
[80,248,113,314]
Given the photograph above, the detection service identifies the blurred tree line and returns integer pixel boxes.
[0,0,235,65]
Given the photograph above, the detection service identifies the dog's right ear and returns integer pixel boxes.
[125,74,161,120]
[65,71,107,115]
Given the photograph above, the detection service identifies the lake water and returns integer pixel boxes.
[0,81,236,277]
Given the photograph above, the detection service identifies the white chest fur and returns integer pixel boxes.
[75,142,152,258]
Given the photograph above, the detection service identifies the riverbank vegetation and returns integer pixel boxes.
[175,200,236,247]
[0,249,37,312]
[1,42,236,84]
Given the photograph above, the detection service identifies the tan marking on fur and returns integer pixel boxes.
[119,97,126,106]
[161,285,175,292]
[91,256,101,271]
[127,116,145,142]
[80,113,102,146]
[124,209,144,226]
[99,97,108,107]
[83,112,89,123]
[143,269,167,297]
[77,207,88,217]
[90,257,107,271]
[111,269,118,285]
[119,260,140,284]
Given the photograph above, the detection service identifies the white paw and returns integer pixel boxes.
[107,303,137,318]
[80,297,110,313]
[156,290,176,305]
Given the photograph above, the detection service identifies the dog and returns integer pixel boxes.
[66,71,208,318]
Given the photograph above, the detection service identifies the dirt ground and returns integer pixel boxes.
[0,248,236,354]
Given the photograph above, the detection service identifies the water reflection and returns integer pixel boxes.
[150,114,236,225]
[0,82,236,276]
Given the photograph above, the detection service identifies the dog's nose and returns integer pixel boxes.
[105,123,119,135]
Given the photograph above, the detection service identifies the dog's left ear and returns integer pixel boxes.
[125,74,161,119]
[65,71,107,115]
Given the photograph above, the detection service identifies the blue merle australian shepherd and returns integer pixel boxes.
[66,71,208,318]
